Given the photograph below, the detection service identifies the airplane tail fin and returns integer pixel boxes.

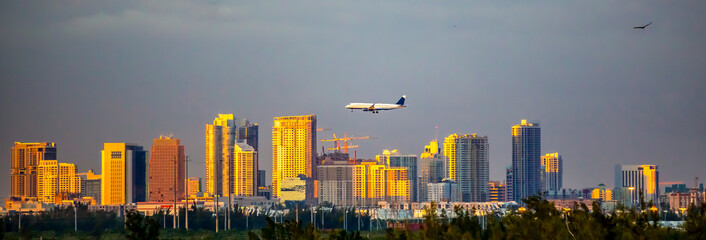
[396,95,406,105]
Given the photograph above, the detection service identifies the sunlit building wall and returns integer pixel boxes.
[205,114,236,197]
[187,177,201,196]
[148,136,185,202]
[353,162,387,206]
[272,115,317,199]
[510,119,541,202]
[101,143,147,205]
[279,175,314,203]
[444,134,489,202]
[488,181,506,202]
[37,160,58,203]
[58,162,80,197]
[11,142,57,199]
[419,140,445,202]
[385,167,410,203]
[377,150,418,202]
[614,164,659,206]
[541,153,563,192]
[232,142,257,196]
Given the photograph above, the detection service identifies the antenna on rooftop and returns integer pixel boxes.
[435,125,438,142]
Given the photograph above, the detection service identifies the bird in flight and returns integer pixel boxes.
[633,21,652,29]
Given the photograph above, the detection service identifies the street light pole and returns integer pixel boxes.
[174,156,177,229]
[74,201,78,232]
[185,155,189,230]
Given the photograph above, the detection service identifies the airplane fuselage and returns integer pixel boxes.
[345,103,405,111]
[345,95,406,113]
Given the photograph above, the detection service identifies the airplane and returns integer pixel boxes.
[345,95,406,113]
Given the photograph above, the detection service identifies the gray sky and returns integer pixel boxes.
[2,0,705,198]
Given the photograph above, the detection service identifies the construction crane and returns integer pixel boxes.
[320,132,375,154]
[317,128,332,132]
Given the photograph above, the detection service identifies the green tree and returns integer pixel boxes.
[684,202,706,240]
[124,209,159,240]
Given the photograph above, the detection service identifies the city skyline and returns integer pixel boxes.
[2,1,706,199]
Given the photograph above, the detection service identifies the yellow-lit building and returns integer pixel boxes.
[37,160,80,203]
[187,177,201,196]
[385,168,410,203]
[349,161,410,206]
[541,153,563,192]
[443,133,489,202]
[232,142,257,196]
[11,142,57,199]
[614,164,659,206]
[272,115,317,199]
[488,181,506,202]
[443,135,459,181]
[591,183,613,201]
[101,143,147,205]
[205,114,235,197]
[38,160,58,203]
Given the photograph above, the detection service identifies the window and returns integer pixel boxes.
[111,151,122,159]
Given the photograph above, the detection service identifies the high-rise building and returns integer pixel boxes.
[272,115,317,199]
[257,170,267,188]
[353,162,386,206]
[541,153,562,192]
[444,134,489,202]
[317,160,355,206]
[614,164,659,206]
[231,142,257,196]
[78,169,102,204]
[205,114,236,197]
[488,181,506,202]
[377,149,418,202]
[148,136,185,202]
[505,167,513,202]
[238,119,259,153]
[428,179,457,202]
[510,119,541,202]
[187,177,201,196]
[39,160,80,203]
[385,167,410,203]
[419,140,445,202]
[101,143,147,205]
[11,142,57,199]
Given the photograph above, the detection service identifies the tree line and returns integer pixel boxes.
[1,197,705,239]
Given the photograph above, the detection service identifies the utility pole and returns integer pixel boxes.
[321,205,324,229]
[215,194,219,232]
[344,207,346,231]
[215,154,219,233]
[174,156,177,229]
[227,196,231,230]
[185,155,189,230]
[74,201,77,232]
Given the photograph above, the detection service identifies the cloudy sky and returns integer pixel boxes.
[2,1,705,198]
